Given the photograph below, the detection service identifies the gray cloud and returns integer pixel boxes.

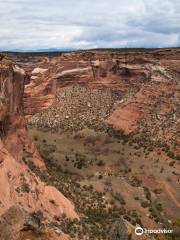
[0,0,180,50]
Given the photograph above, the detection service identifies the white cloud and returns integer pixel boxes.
[0,0,179,50]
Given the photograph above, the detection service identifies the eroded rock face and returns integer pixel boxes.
[3,50,179,240]
[0,205,71,240]
[0,56,78,236]
[0,57,26,162]
[13,49,179,152]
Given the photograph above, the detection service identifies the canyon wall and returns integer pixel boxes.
[0,55,78,239]
[13,49,179,153]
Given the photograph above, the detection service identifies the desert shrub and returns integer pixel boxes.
[160,167,164,173]
[30,210,44,227]
[21,182,30,193]
[123,215,131,222]
[149,208,158,218]
[15,187,20,193]
[37,143,56,163]
[169,161,175,167]
[128,210,138,218]
[141,201,150,208]
[153,188,162,194]
[74,153,87,169]
[167,151,175,159]
[33,135,39,141]
[143,186,151,200]
[65,155,70,161]
[130,177,142,187]
[174,218,180,226]
[155,202,163,212]
[108,128,130,142]
[111,192,126,205]
[97,160,105,167]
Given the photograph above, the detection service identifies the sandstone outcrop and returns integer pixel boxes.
[0,205,71,240]
[11,49,179,153]
[0,55,78,238]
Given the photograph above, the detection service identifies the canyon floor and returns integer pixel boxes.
[0,49,180,240]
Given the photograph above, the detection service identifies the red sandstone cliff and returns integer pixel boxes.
[11,49,179,153]
[0,55,78,239]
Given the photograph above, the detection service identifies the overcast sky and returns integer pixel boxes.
[0,0,180,50]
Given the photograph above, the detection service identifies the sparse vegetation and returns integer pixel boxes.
[28,85,121,132]
[21,182,30,193]
[141,201,150,208]
[27,125,178,239]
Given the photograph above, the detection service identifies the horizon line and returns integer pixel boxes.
[1,46,180,54]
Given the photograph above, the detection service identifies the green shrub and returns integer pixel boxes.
[21,182,30,193]
[155,202,163,212]
[153,188,162,194]
[143,187,151,200]
[98,175,103,179]
[141,201,150,208]
[169,161,175,167]
[167,151,175,159]
[174,218,180,226]
[97,160,105,167]
[33,135,39,141]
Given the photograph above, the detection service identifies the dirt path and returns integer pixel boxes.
[164,182,180,208]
